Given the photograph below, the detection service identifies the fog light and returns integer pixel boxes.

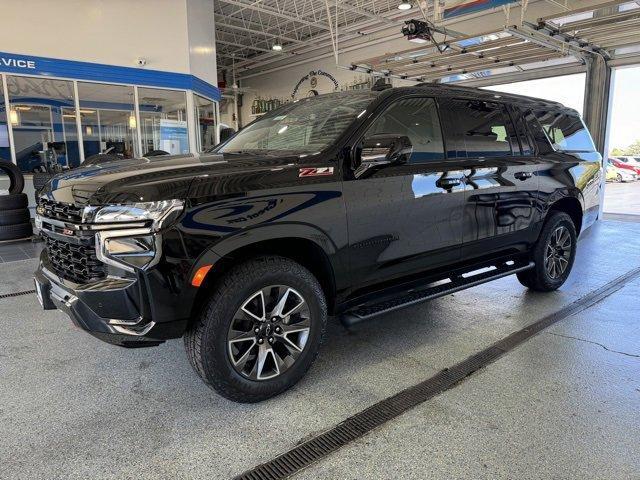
[104,236,156,269]
[96,229,160,272]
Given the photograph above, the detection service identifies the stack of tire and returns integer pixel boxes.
[0,160,32,241]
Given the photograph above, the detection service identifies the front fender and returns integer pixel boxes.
[187,222,343,288]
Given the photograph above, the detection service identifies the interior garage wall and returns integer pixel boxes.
[236,0,609,126]
[0,0,215,81]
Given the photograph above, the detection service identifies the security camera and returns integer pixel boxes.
[137,58,147,67]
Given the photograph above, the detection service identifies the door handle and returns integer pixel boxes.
[437,177,462,188]
[514,171,533,180]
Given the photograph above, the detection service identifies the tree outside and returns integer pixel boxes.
[610,139,640,156]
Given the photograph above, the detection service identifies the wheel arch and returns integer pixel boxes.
[547,195,583,235]
[189,225,341,320]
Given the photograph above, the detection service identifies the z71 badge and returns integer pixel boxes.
[298,167,334,177]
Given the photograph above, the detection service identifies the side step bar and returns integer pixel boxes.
[341,261,535,327]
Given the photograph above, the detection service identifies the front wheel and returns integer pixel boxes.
[184,256,327,402]
[617,173,623,183]
[517,212,577,292]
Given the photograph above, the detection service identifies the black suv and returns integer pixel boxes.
[34,85,602,402]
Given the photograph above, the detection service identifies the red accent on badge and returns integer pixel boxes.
[299,167,334,177]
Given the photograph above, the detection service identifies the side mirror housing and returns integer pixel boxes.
[361,134,412,164]
[353,134,412,178]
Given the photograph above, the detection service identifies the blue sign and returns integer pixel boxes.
[0,51,220,101]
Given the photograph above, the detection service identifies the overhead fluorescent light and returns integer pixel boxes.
[129,115,137,129]
[9,109,19,126]
[398,2,412,10]
[272,44,283,51]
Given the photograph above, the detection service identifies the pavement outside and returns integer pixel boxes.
[0,219,639,479]
[603,181,640,216]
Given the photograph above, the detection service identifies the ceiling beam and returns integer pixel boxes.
[216,0,332,31]
[337,2,395,25]
[215,23,304,46]
[215,38,274,53]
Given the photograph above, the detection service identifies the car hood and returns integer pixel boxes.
[38,153,300,206]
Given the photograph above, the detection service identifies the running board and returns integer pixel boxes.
[341,261,535,327]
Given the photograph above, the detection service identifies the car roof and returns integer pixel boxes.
[370,83,574,113]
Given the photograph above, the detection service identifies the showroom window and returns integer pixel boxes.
[77,82,138,160]
[367,97,445,163]
[0,77,11,165]
[6,76,81,172]
[194,94,216,151]
[138,87,189,155]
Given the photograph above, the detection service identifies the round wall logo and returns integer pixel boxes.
[291,70,339,99]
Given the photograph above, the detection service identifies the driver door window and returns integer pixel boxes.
[366,97,445,163]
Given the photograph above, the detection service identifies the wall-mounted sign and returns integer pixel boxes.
[0,56,36,70]
[159,119,189,155]
[291,70,339,99]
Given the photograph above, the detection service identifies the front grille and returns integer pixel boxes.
[38,198,84,223]
[44,235,106,284]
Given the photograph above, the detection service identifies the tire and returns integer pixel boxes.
[0,160,25,194]
[0,193,28,210]
[0,208,30,226]
[184,256,327,403]
[0,222,33,241]
[617,173,622,182]
[517,211,577,292]
[32,172,54,192]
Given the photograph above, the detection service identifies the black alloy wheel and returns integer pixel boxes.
[227,285,311,381]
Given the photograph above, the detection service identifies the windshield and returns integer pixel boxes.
[216,92,378,154]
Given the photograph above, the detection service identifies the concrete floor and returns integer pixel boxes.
[1,220,639,479]
[603,181,640,216]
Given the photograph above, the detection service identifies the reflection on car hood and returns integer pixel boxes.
[38,153,300,206]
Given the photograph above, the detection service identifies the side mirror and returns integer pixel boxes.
[354,134,412,178]
[362,134,412,164]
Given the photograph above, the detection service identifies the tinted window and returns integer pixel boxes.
[534,110,595,152]
[366,97,444,163]
[445,100,515,158]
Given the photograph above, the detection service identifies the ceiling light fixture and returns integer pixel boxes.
[272,44,283,51]
[398,2,412,10]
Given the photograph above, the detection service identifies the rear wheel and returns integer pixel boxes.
[517,212,577,292]
[184,256,327,402]
[617,173,623,182]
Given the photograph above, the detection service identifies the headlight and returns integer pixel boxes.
[86,199,184,230]
[91,200,184,272]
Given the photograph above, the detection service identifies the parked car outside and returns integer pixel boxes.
[607,160,638,182]
[34,85,601,402]
[611,157,640,176]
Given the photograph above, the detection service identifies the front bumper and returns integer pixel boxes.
[34,257,188,348]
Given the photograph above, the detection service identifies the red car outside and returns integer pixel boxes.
[611,158,640,175]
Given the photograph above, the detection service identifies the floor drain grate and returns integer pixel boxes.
[234,266,640,480]
[0,289,36,299]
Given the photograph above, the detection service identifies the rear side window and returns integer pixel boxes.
[534,111,595,153]
[441,99,516,158]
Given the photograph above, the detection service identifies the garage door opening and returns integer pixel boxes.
[605,65,640,217]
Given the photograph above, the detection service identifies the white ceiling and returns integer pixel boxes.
[214,0,445,73]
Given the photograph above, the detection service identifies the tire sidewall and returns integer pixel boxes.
[0,160,25,194]
[200,258,326,400]
[537,213,577,289]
